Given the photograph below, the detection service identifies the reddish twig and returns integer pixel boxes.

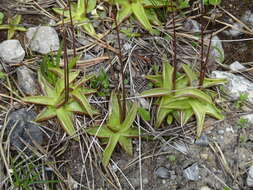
[171,0,177,91]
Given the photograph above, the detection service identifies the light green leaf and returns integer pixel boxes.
[23,96,56,106]
[116,4,132,25]
[175,88,212,104]
[123,128,139,137]
[203,78,227,88]
[172,109,194,125]
[182,64,197,85]
[162,60,174,90]
[56,107,76,138]
[145,75,162,87]
[162,99,191,110]
[36,107,56,122]
[10,14,21,25]
[121,103,138,132]
[141,88,171,97]
[0,12,4,24]
[86,126,114,138]
[38,71,56,97]
[87,0,97,12]
[188,100,206,137]
[102,135,120,166]
[65,100,87,114]
[108,91,121,131]
[131,1,153,33]
[138,107,150,121]
[176,75,188,89]
[167,114,173,124]
[72,89,94,117]
[118,136,133,155]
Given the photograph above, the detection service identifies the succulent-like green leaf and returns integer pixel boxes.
[65,100,87,114]
[145,75,162,87]
[86,126,114,138]
[38,70,56,97]
[102,135,120,166]
[203,78,227,88]
[182,64,197,86]
[175,88,212,104]
[188,99,206,137]
[56,107,76,138]
[121,103,138,132]
[175,75,188,89]
[36,107,56,122]
[116,3,132,25]
[72,89,94,117]
[162,99,191,110]
[162,60,173,89]
[167,114,173,124]
[108,91,121,130]
[172,109,194,125]
[131,1,153,33]
[138,107,150,121]
[118,136,133,155]
[141,88,171,97]
[23,96,56,106]
[122,128,139,137]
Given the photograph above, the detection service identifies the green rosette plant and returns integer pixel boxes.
[86,91,140,166]
[53,0,97,37]
[23,66,98,140]
[141,59,226,137]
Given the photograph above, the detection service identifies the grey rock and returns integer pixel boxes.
[26,26,59,54]
[199,186,212,190]
[6,108,44,150]
[242,10,253,29]
[217,130,225,135]
[247,165,253,187]
[242,114,253,124]
[209,36,224,64]
[212,71,253,103]
[223,23,243,37]
[183,163,200,181]
[17,66,38,95]
[0,40,25,64]
[229,61,246,71]
[155,167,170,179]
[183,19,201,32]
[195,135,210,146]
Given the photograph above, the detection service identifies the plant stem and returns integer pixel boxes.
[114,12,126,122]
[62,16,69,104]
[68,0,76,57]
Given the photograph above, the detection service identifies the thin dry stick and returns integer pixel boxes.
[114,12,126,121]
[198,1,205,87]
[171,0,177,90]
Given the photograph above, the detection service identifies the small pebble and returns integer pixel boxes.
[217,130,225,135]
[155,167,170,179]
[195,135,210,146]
[183,163,200,181]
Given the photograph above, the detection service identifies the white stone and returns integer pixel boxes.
[247,165,253,187]
[183,19,200,32]
[209,36,224,64]
[26,26,59,54]
[199,186,212,190]
[212,71,253,103]
[242,10,253,29]
[0,40,25,64]
[229,61,246,71]
[223,23,243,37]
[17,66,38,95]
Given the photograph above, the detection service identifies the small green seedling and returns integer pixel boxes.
[86,91,140,166]
[235,93,248,109]
[0,14,26,39]
[237,117,249,129]
[204,0,221,6]
[141,58,226,137]
[90,69,110,97]
[53,0,98,37]
[23,59,98,140]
